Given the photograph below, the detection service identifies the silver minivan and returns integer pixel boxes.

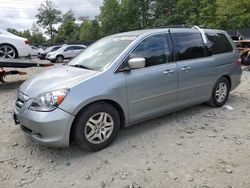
[13,27,242,151]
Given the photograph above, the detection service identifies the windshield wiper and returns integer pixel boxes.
[70,64,93,70]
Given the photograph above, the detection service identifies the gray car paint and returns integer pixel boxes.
[14,28,242,147]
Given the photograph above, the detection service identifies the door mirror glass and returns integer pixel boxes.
[128,57,146,69]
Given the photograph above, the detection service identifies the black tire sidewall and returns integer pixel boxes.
[211,77,230,107]
[74,103,120,151]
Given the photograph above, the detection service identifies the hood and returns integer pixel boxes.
[19,65,99,98]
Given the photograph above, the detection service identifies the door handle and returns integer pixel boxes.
[163,69,174,75]
[181,66,191,72]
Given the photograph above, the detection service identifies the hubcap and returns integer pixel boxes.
[0,45,15,59]
[57,57,63,63]
[85,112,114,144]
[215,82,227,103]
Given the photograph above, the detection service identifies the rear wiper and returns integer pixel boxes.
[70,64,93,70]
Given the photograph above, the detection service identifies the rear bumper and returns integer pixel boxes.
[13,104,75,147]
[17,44,31,57]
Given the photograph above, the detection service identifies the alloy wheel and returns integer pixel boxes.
[84,112,114,144]
[0,45,16,59]
[215,82,227,103]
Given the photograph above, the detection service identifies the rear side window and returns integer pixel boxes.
[130,34,171,67]
[172,33,206,61]
[52,46,60,52]
[206,33,233,54]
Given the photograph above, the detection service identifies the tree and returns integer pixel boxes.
[31,23,46,45]
[153,0,183,27]
[79,17,101,41]
[215,0,250,29]
[55,10,79,43]
[99,0,121,36]
[36,0,61,42]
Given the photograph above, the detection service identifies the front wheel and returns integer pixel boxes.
[56,55,64,63]
[74,102,120,151]
[207,77,230,107]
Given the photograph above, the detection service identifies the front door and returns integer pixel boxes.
[124,34,178,122]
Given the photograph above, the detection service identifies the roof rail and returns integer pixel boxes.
[156,24,191,29]
[192,25,208,44]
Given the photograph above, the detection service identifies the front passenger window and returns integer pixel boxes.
[130,34,170,68]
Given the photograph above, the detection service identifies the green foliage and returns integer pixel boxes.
[36,0,62,42]
[55,10,80,43]
[79,17,101,40]
[215,0,250,29]
[7,0,250,45]
[99,0,121,35]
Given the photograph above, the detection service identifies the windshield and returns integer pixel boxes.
[68,36,136,71]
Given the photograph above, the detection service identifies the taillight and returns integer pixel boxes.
[25,40,31,45]
[236,58,242,65]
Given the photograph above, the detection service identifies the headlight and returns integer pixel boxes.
[47,54,51,57]
[29,89,69,112]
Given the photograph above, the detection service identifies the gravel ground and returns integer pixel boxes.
[0,60,250,188]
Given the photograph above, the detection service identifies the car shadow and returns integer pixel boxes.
[31,103,214,161]
[0,80,25,91]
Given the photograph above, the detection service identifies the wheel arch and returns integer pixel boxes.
[56,54,64,58]
[69,99,126,144]
[221,75,231,90]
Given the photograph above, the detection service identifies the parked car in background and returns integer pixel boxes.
[38,45,62,60]
[235,40,250,65]
[13,27,242,151]
[30,45,43,56]
[0,29,31,59]
[46,44,86,63]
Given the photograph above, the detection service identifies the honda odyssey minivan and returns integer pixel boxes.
[13,27,242,151]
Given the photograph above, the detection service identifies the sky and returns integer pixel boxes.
[0,0,103,31]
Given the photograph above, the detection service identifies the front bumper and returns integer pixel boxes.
[45,55,56,61]
[13,98,75,147]
[38,53,46,59]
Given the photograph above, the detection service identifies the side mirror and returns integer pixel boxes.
[128,57,146,69]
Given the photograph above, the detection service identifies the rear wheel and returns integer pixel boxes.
[56,55,64,63]
[74,102,120,151]
[207,77,230,107]
[0,44,18,59]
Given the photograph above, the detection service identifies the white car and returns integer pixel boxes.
[30,46,43,56]
[46,44,86,63]
[0,29,31,59]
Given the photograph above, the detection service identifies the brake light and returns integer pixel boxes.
[25,40,31,45]
[236,58,242,65]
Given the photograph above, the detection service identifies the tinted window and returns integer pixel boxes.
[73,46,85,50]
[173,33,206,61]
[206,33,233,54]
[51,46,61,52]
[130,34,170,67]
[64,46,73,51]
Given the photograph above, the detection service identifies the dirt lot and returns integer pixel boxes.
[0,60,250,188]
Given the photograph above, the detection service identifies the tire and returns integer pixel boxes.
[74,102,120,151]
[207,77,230,107]
[50,59,56,63]
[56,55,64,63]
[0,44,18,59]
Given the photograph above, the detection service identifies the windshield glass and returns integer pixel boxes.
[68,35,136,71]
